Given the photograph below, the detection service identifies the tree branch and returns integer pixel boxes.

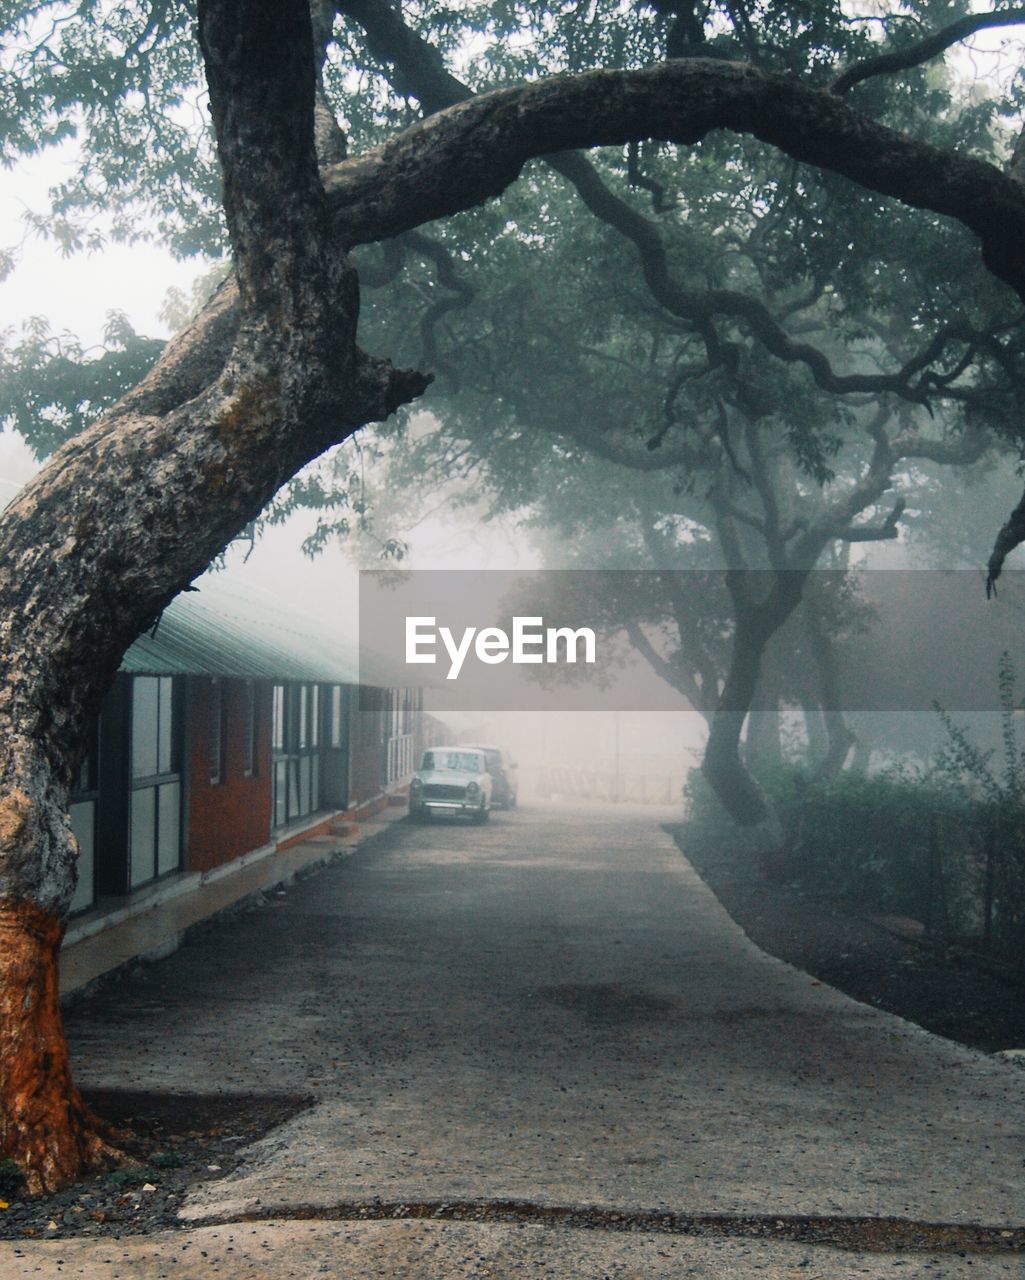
[337,0,1015,394]
[624,618,703,710]
[320,51,1025,302]
[831,8,1025,96]
[819,496,906,543]
[987,485,1025,596]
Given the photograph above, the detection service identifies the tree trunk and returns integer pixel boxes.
[0,0,426,1192]
[803,601,856,779]
[702,571,807,830]
[702,613,778,827]
[800,696,828,765]
[744,654,783,777]
[0,902,117,1193]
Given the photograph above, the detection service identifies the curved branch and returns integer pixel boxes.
[553,416,700,471]
[987,486,1025,596]
[322,62,1025,304]
[820,496,906,543]
[831,9,1025,96]
[120,18,1025,432]
[337,0,1013,395]
[892,426,991,467]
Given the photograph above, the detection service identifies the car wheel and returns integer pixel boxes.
[472,803,490,824]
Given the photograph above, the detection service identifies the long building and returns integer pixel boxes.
[65,582,431,923]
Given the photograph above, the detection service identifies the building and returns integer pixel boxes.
[66,583,425,921]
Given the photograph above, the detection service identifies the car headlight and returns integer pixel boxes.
[466,780,480,797]
[410,776,423,792]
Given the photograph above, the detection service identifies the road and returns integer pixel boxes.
[14,801,1025,1276]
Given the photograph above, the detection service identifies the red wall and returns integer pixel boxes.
[186,678,273,873]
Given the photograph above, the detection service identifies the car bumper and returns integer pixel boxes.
[411,798,483,816]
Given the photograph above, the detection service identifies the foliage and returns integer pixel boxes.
[0,0,219,258]
[6,1,1024,538]
[681,649,1025,957]
[932,652,1025,951]
[0,312,162,459]
[0,1155,25,1198]
[683,760,972,917]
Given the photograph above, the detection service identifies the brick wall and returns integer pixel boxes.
[186,677,273,873]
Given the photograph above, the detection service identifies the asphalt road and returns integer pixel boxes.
[13,801,1025,1276]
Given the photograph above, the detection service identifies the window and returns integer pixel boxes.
[299,685,308,749]
[69,728,99,914]
[273,684,285,751]
[129,676,181,889]
[330,686,343,748]
[271,683,323,828]
[132,677,176,780]
[208,679,223,785]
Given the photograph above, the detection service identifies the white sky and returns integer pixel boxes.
[0,148,533,609]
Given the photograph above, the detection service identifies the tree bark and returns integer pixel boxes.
[804,607,856,780]
[744,675,783,777]
[0,902,118,1193]
[702,577,805,827]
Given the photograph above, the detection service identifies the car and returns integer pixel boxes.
[408,747,493,823]
[461,743,518,809]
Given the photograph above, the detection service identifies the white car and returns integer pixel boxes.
[409,747,493,823]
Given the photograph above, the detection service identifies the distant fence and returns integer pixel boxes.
[526,767,685,806]
[917,812,1025,961]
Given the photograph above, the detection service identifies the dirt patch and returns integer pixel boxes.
[670,826,1025,1054]
[535,982,678,1023]
[0,1091,311,1241]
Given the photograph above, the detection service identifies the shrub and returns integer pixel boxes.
[0,1156,25,1198]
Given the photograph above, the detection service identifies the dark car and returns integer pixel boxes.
[461,743,518,808]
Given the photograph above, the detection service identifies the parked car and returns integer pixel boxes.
[408,747,493,823]
[461,743,518,809]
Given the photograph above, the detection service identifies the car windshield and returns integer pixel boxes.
[421,750,482,774]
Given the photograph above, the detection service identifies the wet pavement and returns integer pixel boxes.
[6,801,1025,1276]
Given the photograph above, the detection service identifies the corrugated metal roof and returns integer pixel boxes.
[120,581,395,686]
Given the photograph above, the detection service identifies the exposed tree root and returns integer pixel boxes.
[189,1198,1025,1255]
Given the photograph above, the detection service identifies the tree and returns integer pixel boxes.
[6,0,1025,1191]
[309,0,1021,829]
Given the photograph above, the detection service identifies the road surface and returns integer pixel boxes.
[12,801,1025,1276]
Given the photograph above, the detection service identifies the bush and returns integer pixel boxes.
[0,1156,25,1198]
[683,762,978,925]
[682,656,1025,958]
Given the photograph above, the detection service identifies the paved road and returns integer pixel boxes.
[12,802,1025,1276]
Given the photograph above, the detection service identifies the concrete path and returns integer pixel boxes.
[8,802,1025,1276]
